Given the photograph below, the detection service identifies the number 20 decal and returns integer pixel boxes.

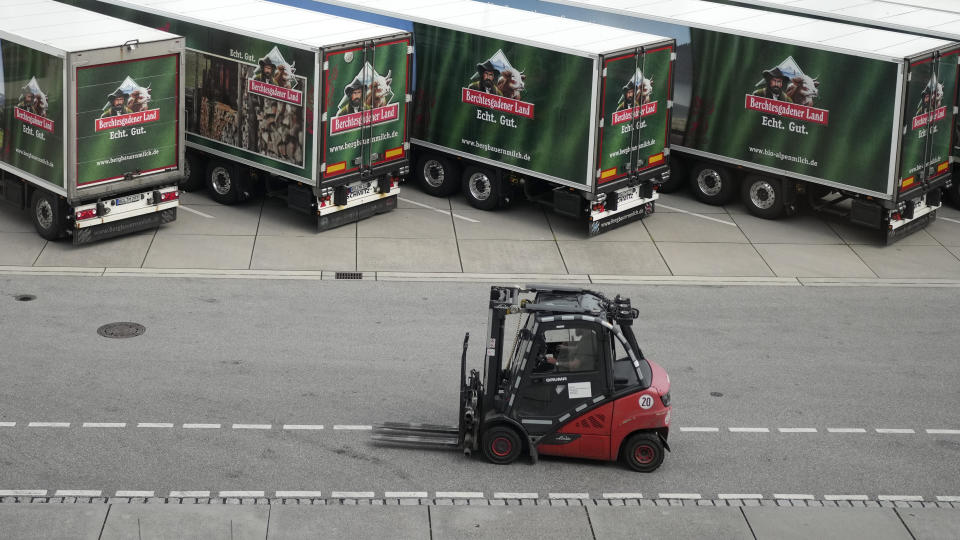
[638,394,654,410]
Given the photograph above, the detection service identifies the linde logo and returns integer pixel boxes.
[330,103,399,135]
[612,102,657,126]
[912,106,947,130]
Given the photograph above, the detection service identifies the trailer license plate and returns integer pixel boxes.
[115,194,141,206]
[350,182,371,199]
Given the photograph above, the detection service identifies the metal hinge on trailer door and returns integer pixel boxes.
[322,112,328,122]
[671,52,677,61]
[323,61,329,71]
[408,46,414,55]
[602,67,607,77]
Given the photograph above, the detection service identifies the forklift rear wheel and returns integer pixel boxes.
[482,426,522,465]
[690,162,737,205]
[206,160,242,205]
[462,166,500,211]
[415,154,460,197]
[621,433,664,473]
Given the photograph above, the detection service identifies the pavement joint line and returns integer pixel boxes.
[492,493,538,499]
[219,491,265,498]
[824,495,870,501]
[333,425,372,430]
[282,425,325,430]
[275,491,324,498]
[729,427,769,433]
[54,490,102,497]
[876,428,915,434]
[0,422,15,427]
[115,491,155,498]
[827,428,867,433]
[385,492,428,498]
[774,494,815,500]
[549,493,590,499]
[397,197,480,223]
[601,493,643,499]
[678,427,719,432]
[0,490,47,496]
[658,493,702,500]
[81,423,126,428]
[330,492,375,499]
[438,492,486,499]
[927,429,960,434]
[940,216,960,225]
[27,422,69,428]
[232,424,272,430]
[718,494,763,499]
[877,495,923,501]
[178,205,216,219]
[182,423,221,429]
[655,203,738,226]
[777,428,818,433]
[936,496,960,502]
[137,423,174,428]
[169,491,210,498]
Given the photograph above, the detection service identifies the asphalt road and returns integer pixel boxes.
[0,276,958,499]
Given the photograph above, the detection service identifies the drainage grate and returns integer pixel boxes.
[335,272,364,280]
[14,294,36,302]
[97,322,146,339]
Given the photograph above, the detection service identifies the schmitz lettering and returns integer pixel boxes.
[330,103,400,135]
[95,109,159,132]
[462,88,534,119]
[248,79,303,105]
[15,107,55,133]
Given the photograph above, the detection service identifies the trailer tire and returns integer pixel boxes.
[180,151,206,192]
[621,432,664,473]
[31,189,66,241]
[482,426,523,465]
[415,154,460,197]
[462,166,500,211]
[741,174,785,219]
[690,162,737,205]
[206,159,242,205]
[660,158,687,193]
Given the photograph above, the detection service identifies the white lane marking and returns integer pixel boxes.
[678,427,719,432]
[492,492,538,499]
[398,197,480,223]
[602,493,643,499]
[655,204,738,226]
[28,422,70,428]
[658,493,701,500]
[179,205,215,219]
[232,424,271,430]
[927,429,960,435]
[827,428,867,433]
[778,428,818,433]
[937,496,960,502]
[876,428,915,434]
[169,491,210,498]
[276,491,324,498]
[0,422,15,427]
[729,427,769,433]
[54,490,102,497]
[333,425,372,430]
[774,494,815,500]
[438,492,485,498]
[115,491,154,498]
[549,493,589,499]
[878,495,923,501]
[385,492,428,498]
[0,490,47,496]
[330,491,375,498]
[940,217,960,225]
[183,424,221,429]
[137,423,173,428]
[718,494,763,499]
[283,425,324,430]
[219,491,264,498]
[82,423,126,428]
[824,494,869,501]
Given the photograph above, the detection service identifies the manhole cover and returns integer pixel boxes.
[97,322,146,339]
[14,294,36,302]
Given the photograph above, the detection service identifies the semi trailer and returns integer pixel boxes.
[707,0,960,208]
[278,0,677,235]
[500,0,959,243]
[0,0,183,243]
[63,0,412,231]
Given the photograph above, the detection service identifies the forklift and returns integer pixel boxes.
[374,285,672,472]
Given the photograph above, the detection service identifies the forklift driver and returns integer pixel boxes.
[535,328,599,372]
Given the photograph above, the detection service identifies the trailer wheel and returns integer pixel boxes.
[462,166,500,211]
[481,426,522,465]
[659,158,686,193]
[206,160,241,204]
[621,432,664,473]
[741,175,785,219]
[31,190,66,241]
[690,162,737,205]
[416,154,460,197]
[180,151,206,192]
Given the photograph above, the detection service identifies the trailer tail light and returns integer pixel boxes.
[76,209,97,221]
[320,194,332,208]
[892,212,902,222]
[160,191,179,202]
[661,391,671,407]
[391,177,399,189]
[592,202,605,214]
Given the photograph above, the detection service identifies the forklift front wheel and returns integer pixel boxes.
[481,426,522,465]
[621,432,665,473]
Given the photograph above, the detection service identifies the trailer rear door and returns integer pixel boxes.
[322,35,411,186]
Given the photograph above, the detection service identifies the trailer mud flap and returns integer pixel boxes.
[73,208,176,245]
[886,209,936,245]
[318,195,397,231]
[589,201,653,236]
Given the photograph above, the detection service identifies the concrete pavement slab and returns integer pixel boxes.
[159,202,262,237]
[101,504,268,540]
[451,205,554,241]
[546,213,652,242]
[645,213,747,243]
[250,236,356,271]
[268,505,428,540]
[357,237,461,272]
[731,214,842,244]
[0,233,46,266]
[558,241,671,275]
[357,209,455,239]
[826,220,940,246]
[656,192,733,214]
[179,190,220,206]
[143,235,255,270]
[34,232,154,268]
[657,242,773,276]
[431,506,593,540]
[924,217,960,247]
[588,505,754,540]
[256,199,356,238]
[851,245,960,278]
[397,185,451,210]
[0,504,107,540]
[743,507,912,540]
[896,508,960,540]
[458,239,565,274]
[0,207,34,232]
[949,245,960,261]
[754,244,876,278]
